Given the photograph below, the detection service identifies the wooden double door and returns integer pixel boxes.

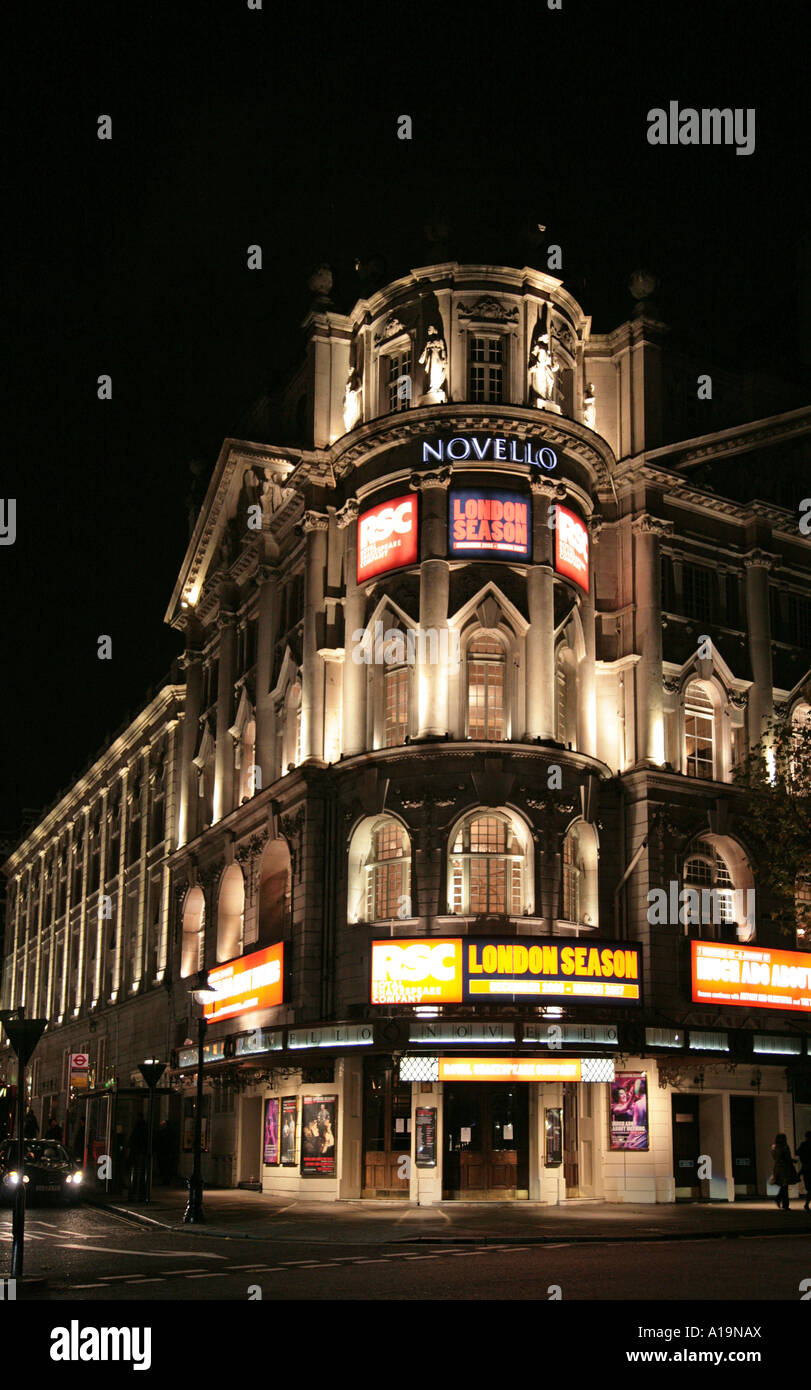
[362,1057,411,1196]
[444,1083,529,1199]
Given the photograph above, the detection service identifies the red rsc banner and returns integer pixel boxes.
[692,941,811,1012]
[555,503,589,592]
[357,495,419,582]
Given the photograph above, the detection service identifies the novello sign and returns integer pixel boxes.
[449,489,530,559]
[555,503,589,592]
[357,495,419,582]
[423,436,558,469]
[204,942,284,1023]
[691,941,811,1013]
[370,937,642,1006]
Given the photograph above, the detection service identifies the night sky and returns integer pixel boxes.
[3,0,809,843]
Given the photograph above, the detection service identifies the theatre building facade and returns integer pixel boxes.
[4,260,811,1203]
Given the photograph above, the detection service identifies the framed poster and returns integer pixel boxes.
[609,1073,649,1151]
[415,1107,437,1168]
[263,1096,279,1166]
[544,1107,562,1167]
[280,1097,298,1166]
[300,1095,337,1177]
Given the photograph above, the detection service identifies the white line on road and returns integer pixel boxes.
[185,1272,221,1279]
[55,1243,226,1259]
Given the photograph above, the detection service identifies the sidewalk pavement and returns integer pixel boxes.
[89,1185,811,1246]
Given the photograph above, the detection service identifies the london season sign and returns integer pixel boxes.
[370,937,642,1006]
[449,488,530,559]
[691,941,811,1013]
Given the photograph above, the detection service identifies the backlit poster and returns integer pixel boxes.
[357,496,419,582]
[281,1097,298,1166]
[609,1073,648,1151]
[300,1095,337,1177]
[263,1096,279,1166]
[554,503,589,592]
[449,489,530,559]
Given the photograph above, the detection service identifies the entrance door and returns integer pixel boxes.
[562,1082,579,1194]
[672,1094,701,1199]
[730,1096,757,1196]
[443,1084,529,1198]
[238,1096,262,1187]
[362,1057,411,1196]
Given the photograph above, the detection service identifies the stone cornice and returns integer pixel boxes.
[410,466,452,491]
[632,514,675,539]
[634,405,811,472]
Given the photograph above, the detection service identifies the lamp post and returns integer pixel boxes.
[137,1058,166,1205]
[183,985,215,1224]
[0,1010,47,1281]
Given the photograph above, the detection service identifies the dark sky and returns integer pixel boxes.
[3,0,809,841]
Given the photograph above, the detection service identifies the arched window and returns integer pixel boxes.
[217,864,245,962]
[560,820,599,927]
[384,665,409,747]
[365,821,411,921]
[449,810,530,916]
[347,816,412,924]
[467,634,505,740]
[682,838,754,941]
[180,885,205,979]
[556,646,576,747]
[257,839,291,945]
[684,681,715,779]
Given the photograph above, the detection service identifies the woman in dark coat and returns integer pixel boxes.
[770,1133,796,1210]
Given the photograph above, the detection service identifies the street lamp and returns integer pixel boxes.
[137,1058,166,1205]
[0,1009,47,1281]
[183,982,216,1224]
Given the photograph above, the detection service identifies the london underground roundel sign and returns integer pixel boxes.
[357,495,419,583]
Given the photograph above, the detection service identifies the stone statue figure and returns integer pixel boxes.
[583,383,596,430]
[528,335,560,405]
[343,366,362,433]
[418,326,448,402]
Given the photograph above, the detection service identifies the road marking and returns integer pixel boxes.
[164,1269,211,1275]
[185,1272,220,1279]
[55,1243,225,1259]
[404,1255,438,1260]
[126,1277,164,1284]
[71,1283,109,1289]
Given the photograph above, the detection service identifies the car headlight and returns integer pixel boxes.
[3,1172,19,1186]
[72,1171,83,1184]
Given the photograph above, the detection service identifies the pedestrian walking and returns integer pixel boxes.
[770,1132,797,1210]
[45,1116,63,1141]
[23,1106,39,1139]
[796,1130,811,1213]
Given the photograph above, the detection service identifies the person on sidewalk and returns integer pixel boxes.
[127,1116,149,1201]
[45,1116,63,1141]
[770,1133,797,1210]
[796,1130,811,1212]
[23,1107,39,1139]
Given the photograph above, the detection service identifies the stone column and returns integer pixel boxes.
[75,806,90,1014]
[254,561,280,788]
[8,873,21,1009]
[178,624,204,848]
[32,850,46,1016]
[339,500,366,757]
[576,514,601,758]
[301,511,329,763]
[526,480,565,739]
[213,594,238,822]
[744,550,775,749]
[412,468,451,738]
[113,768,128,998]
[632,515,673,765]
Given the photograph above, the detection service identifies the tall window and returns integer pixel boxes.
[682,565,712,621]
[450,812,524,916]
[365,821,411,921]
[684,682,714,779]
[385,666,409,747]
[467,635,505,740]
[683,840,735,937]
[562,833,580,923]
[387,349,412,412]
[469,336,503,403]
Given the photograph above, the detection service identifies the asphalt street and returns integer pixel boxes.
[2,1204,808,1301]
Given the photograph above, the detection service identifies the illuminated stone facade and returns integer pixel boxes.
[4,262,810,1202]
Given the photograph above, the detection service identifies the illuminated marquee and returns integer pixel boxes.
[371,937,642,1006]
[691,941,811,1013]
[357,495,419,583]
[438,1058,582,1082]
[449,489,530,559]
[423,436,557,469]
[555,503,589,592]
[204,942,284,1023]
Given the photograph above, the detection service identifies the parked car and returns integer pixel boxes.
[0,1139,84,1206]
